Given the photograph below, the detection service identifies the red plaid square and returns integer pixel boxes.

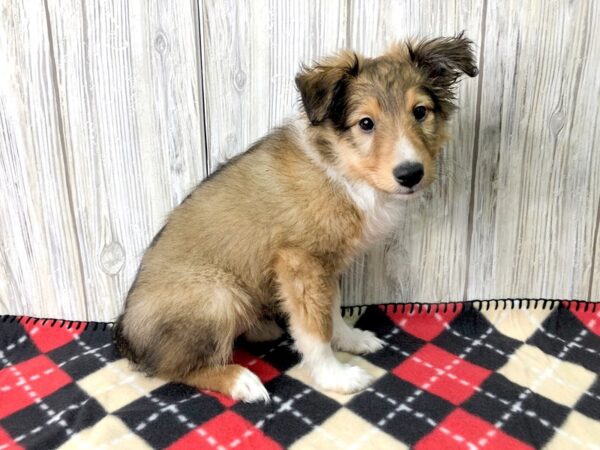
[393,344,491,405]
[383,305,460,341]
[21,321,82,353]
[233,349,279,383]
[0,426,24,450]
[0,355,72,419]
[167,411,282,450]
[568,306,600,336]
[415,409,534,450]
[202,390,237,408]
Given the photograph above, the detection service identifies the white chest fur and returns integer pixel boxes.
[339,178,401,245]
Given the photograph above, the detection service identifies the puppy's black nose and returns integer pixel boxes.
[393,162,424,188]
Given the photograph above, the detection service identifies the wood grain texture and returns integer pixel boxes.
[199,0,347,170]
[44,0,206,320]
[0,0,87,318]
[592,209,600,300]
[468,0,600,301]
[341,0,484,306]
[2,1,600,320]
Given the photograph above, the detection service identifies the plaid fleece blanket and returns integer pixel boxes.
[1,300,599,449]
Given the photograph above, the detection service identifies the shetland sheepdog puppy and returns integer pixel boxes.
[114,34,478,402]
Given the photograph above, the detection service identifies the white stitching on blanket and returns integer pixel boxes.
[349,312,506,450]
[477,310,592,449]
[0,341,113,393]
[0,350,74,448]
[3,308,598,449]
[0,336,177,449]
[0,367,57,392]
[383,331,596,445]
[81,335,293,449]
[394,308,598,449]
[366,387,481,449]
[526,364,600,402]
[265,389,360,450]
[7,334,290,449]
[63,330,225,450]
[0,335,28,357]
[427,308,600,402]
[0,325,212,450]
[536,325,599,357]
[434,308,600,359]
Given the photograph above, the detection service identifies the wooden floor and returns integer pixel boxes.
[1,0,599,321]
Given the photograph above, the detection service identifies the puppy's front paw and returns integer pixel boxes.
[314,364,373,394]
[334,329,385,354]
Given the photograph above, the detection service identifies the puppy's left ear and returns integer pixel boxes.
[295,51,361,127]
[406,32,478,117]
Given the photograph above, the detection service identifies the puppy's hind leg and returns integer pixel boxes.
[273,248,373,394]
[178,365,269,403]
[121,264,268,402]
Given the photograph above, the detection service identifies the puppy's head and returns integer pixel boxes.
[296,33,478,197]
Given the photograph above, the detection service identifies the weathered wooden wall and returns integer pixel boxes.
[1,0,207,320]
[1,0,599,321]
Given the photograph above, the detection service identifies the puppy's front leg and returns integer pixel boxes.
[331,281,385,354]
[274,248,373,394]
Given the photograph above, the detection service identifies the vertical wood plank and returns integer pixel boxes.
[0,0,87,318]
[200,0,347,171]
[468,0,600,301]
[591,206,600,300]
[342,0,484,306]
[46,0,207,321]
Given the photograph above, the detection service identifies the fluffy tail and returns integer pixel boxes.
[112,315,140,365]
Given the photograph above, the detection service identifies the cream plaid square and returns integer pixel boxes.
[290,407,407,450]
[287,352,386,404]
[482,307,553,342]
[78,359,166,412]
[498,344,596,407]
[58,415,152,449]
[544,410,600,450]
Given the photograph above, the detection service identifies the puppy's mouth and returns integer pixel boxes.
[392,187,421,198]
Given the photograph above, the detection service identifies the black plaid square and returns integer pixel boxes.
[47,329,119,380]
[432,308,523,371]
[346,373,454,446]
[528,306,600,374]
[0,383,106,449]
[574,375,600,421]
[0,320,40,366]
[235,335,300,373]
[353,306,426,370]
[233,375,341,448]
[114,383,224,449]
[461,373,570,448]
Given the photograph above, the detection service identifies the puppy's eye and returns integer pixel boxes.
[358,117,375,132]
[413,106,428,122]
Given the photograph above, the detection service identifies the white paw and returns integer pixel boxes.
[230,368,270,403]
[333,329,385,354]
[244,320,284,342]
[313,363,374,394]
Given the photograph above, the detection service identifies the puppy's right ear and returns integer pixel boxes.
[295,51,361,126]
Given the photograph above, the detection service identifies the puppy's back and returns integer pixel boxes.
[112,123,360,377]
